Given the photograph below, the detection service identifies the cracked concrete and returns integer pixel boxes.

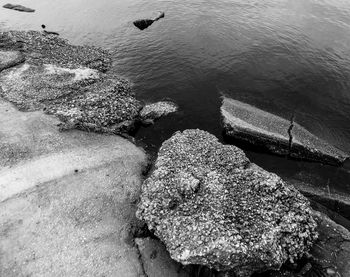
[221,97,349,165]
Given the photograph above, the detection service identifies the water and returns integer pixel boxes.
[1,0,350,207]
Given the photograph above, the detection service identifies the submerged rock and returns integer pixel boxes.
[221,97,349,165]
[0,31,142,134]
[137,129,318,276]
[3,3,35,12]
[140,101,178,123]
[0,50,24,72]
[133,11,165,30]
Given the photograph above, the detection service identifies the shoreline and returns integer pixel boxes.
[0,29,350,276]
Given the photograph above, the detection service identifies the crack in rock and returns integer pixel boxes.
[287,113,295,157]
[134,240,150,277]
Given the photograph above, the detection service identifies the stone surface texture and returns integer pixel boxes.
[137,129,318,276]
[0,50,24,72]
[0,99,148,276]
[0,31,141,134]
[221,97,348,165]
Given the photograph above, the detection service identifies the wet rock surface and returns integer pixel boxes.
[287,178,350,222]
[137,129,318,276]
[221,97,349,166]
[309,210,350,276]
[3,3,35,12]
[0,31,142,134]
[140,100,178,124]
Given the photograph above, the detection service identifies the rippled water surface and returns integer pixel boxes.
[1,0,350,201]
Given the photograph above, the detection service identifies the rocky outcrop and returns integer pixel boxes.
[137,129,318,276]
[3,3,35,12]
[0,31,142,134]
[140,101,178,124]
[221,97,349,166]
[133,11,165,30]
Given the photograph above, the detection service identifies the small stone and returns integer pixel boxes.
[140,101,178,121]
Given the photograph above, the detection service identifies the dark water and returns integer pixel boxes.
[1,0,350,202]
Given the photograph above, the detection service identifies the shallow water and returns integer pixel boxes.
[1,0,350,201]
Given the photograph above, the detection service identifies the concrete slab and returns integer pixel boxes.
[0,99,149,276]
[221,97,348,165]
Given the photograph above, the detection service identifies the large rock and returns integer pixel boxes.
[0,31,142,134]
[137,129,318,276]
[221,97,348,166]
[0,99,148,276]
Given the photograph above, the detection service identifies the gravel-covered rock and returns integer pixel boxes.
[0,30,142,134]
[137,129,318,276]
[140,101,178,123]
[0,31,111,71]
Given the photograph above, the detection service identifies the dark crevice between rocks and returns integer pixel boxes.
[131,222,158,240]
[134,240,150,277]
[287,113,295,158]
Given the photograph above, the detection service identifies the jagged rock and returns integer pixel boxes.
[137,129,318,276]
[0,50,24,72]
[221,97,349,166]
[0,31,142,134]
[140,101,178,123]
[135,238,190,277]
[3,3,35,12]
[133,11,165,30]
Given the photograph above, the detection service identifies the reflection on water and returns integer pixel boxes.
[1,0,350,195]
